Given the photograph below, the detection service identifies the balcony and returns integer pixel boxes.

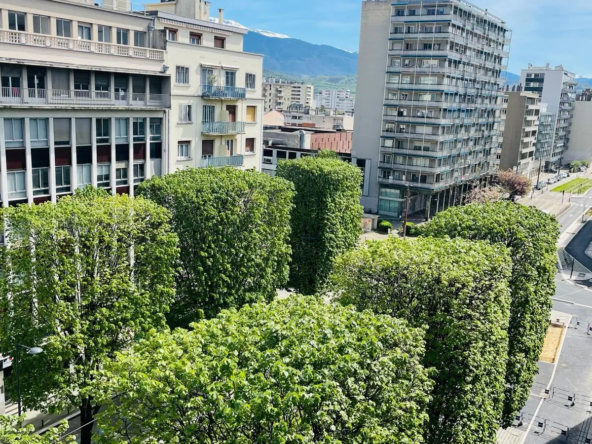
[0,30,164,61]
[0,88,170,108]
[201,155,244,168]
[382,131,450,142]
[202,121,246,135]
[200,85,246,100]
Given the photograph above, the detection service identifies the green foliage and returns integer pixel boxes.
[276,156,363,294]
[138,167,294,327]
[0,194,178,444]
[0,417,75,444]
[378,220,393,233]
[72,184,110,199]
[418,201,560,426]
[570,160,582,171]
[399,221,419,237]
[332,237,512,444]
[95,296,432,444]
[316,149,339,159]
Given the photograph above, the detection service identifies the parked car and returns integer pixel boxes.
[535,181,546,190]
[547,178,557,184]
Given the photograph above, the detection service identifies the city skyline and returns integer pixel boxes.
[157,0,592,76]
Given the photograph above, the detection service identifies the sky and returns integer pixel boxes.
[147,0,592,76]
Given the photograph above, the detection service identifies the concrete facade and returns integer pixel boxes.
[499,92,542,178]
[353,0,510,217]
[284,111,354,131]
[564,101,592,165]
[263,79,314,112]
[521,64,577,169]
[314,89,355,114]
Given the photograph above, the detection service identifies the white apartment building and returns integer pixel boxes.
[263,79,313,112]
[565,101,592,165]
[520,64,577,170]
[146,2,263,171]
[314,89,355,114]
[353,0,510,218]
[284,111,354,131]
[0,0,263,208]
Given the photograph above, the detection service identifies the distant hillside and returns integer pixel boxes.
[244,32,358,77]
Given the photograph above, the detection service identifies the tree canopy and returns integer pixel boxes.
[0,194,179,444]
[0,417,75,444]
[497,170,531,198]
[332,237,512,444]
[138,167,294,327]
[276,156,363,294]
[418,201,560,426]
[95,296,432,444]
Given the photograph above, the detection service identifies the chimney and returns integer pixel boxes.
[196,0,203,20]
[218,8,224,24]
[203,1,211,20]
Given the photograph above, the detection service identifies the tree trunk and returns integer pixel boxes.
[80,398,99,444]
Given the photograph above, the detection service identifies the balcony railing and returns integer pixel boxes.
[202,121,246,135]
[0,30,164,61]
[200,85,246,100]
[201,155,244,168]
[0,88,170,108]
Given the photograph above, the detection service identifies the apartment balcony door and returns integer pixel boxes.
[226,105,236,122]
[27,67,46,101]
[1,65,22,102]
[202,140,214,157]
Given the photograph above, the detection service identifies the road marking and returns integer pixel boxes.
[519,315,572,444]
[552,298,592,309]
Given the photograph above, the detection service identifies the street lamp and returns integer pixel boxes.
[13,344,43,416]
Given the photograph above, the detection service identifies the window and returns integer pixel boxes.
[30,119,48,147]
[167,29,178,41]
[201,68,215,86]
[178,142,190,159]
[133,163,145,184]
[8,12,25,32]
[134,31,146,47]
[74,71,90,92]
[176,66,189,85]
[245,73,256,89]
[78,23,91,40]
[245,138,255,154]
[226,139,234,156]
[149,119,162,141]
[115,118,129,143]
[214,37,225,49]
[55,166,71,193]
[54,119,71,146]
[225,71,236,87]
[133,118,145,141]
[116,167,128,186]
[97,164,110,188]
[94,73,110,97]
[98,25,111,43]
[246,106,257,122]
[56,19,72,38]
[4,119,24,147]
[32,168,49,196]
[33,15,50,34]
[77,164,92,187]
[190,33,202,45]
[203,105,215,123]
[117,28,129,45]
[179,104,192,123]
[7,171,26,199]
[76,118,92,146]
[96,118,110,144]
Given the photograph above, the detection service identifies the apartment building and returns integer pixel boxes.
[284,109,354,131]
[263,78,314,112]
[520,64,577,170]
[353,0,510,218]
[314,88,356,114]
[0,0,263,208]
[146,2,264,171]
[564,101,592,165]
[0,0,171,205]
[499,92,542,178]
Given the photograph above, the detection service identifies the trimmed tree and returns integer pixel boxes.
[418,201,560,426]
[332,237,512,444]
[0,194,179,444]
[138,167,294,327]
[276,156,363,294]
[0,417,75,444]
[94,296,432,443]
[497,169,532,198]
